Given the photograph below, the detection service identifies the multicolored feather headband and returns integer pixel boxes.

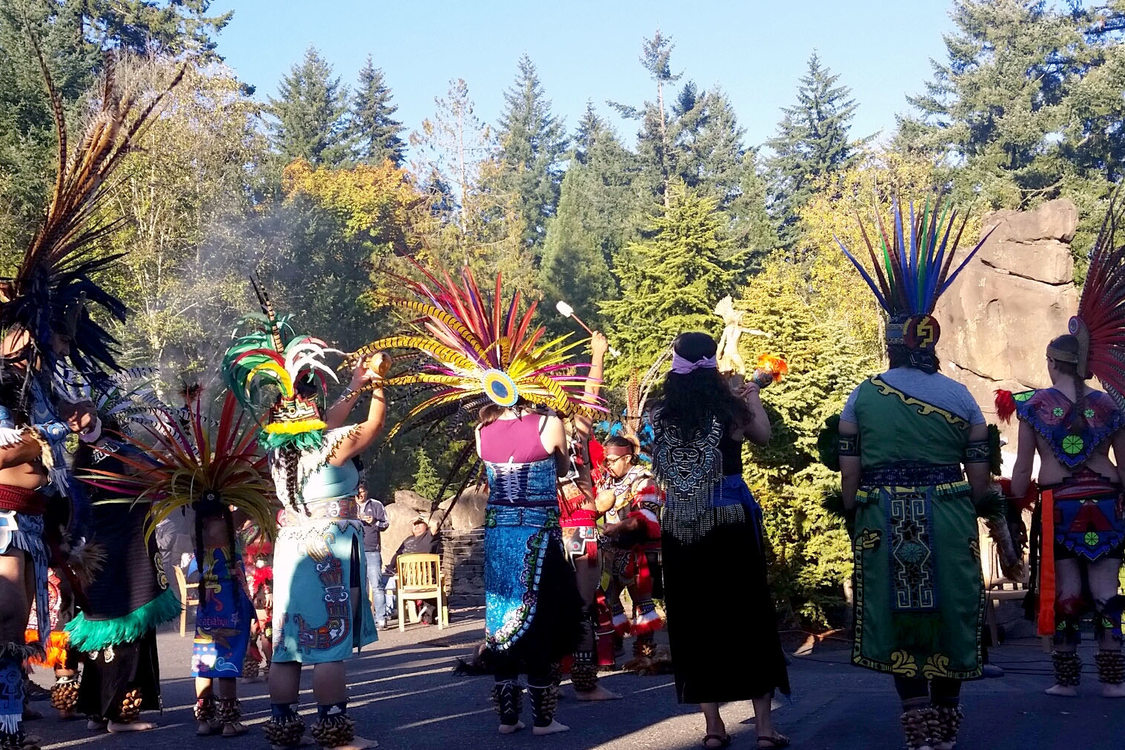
[1068,192,1125,407]
[350,263,606,439]
[221,283,340,451]
[835,192,994,343]
[78,391,275,544]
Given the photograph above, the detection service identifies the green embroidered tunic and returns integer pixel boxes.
[848,374,985,681]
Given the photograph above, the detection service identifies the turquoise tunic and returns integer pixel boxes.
[271,431,377,664]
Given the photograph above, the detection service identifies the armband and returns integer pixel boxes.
[838,433,859,457]
[34,420,69,446]
[964,439,991,464]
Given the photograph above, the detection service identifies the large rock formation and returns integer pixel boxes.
[934,199,1080,456]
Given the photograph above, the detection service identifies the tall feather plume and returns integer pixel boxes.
[77,391,276,543]
[1073,189,1125,409]
[2,46,184,378]
[835,191,995,318]
[351,261,606,440]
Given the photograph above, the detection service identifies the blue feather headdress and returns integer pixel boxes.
[835,193,994,346]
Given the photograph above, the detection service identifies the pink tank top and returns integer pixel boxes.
[479,415,552,464]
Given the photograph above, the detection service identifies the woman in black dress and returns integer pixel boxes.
[652,332,789,749]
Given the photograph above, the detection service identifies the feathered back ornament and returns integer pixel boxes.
[1068,192,1125,407]
[0,53,183,381]
[835,192,994,346]
[221,282,340,451]
[78,391,276,543]
[349,263,605,439]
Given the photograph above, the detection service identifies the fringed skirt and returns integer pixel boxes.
[65,500,180,655]
[192,545,254,678]
[271,518,377,664]
[0,512,48,650]
[662,476,790,703]
[851,476,984,680]
[483,505,582,674]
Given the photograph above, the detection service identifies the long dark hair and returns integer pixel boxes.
[654,332,752,435]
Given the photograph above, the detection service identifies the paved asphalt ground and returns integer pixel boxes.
[26,605,1122,750]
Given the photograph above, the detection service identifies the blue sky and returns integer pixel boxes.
[209,0,957,152]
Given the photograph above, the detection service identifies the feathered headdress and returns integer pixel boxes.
[0,53,183,387]
[350,264,605,439]
[78,391,276,542]
[221,282,340,451]
[835,192,993,354]
[1064,193,1125,407]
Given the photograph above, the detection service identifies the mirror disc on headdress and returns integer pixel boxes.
[482,369,518,407]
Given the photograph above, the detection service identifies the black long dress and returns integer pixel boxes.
[68,437,178,721]
[657,423,790,704]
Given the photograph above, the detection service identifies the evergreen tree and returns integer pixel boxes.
[601,181,743,380]
[612,31,682,204]
[412,448,442,500]
[348,56,405,166]
[674,88,747,211]
[488,54,568,256]
[901,0,1121,209]
[573,101,606,166]
[268,47,349,166]
[727,149,777,270]
[765,52,863,248]
[541,119,644,337]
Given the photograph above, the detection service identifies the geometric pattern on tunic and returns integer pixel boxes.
[887,487,937,612]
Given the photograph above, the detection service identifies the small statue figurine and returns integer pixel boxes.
[714,295,746,375]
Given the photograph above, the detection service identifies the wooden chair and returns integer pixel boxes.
[173,564,200,637]
[396,553,447,631]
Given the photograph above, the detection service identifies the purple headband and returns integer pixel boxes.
[670,352,718,374]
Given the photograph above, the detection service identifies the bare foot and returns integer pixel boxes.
[1045,684,1079,697]
[1102,682,1125,698]
[498,721,525,735]
[107,720,157,732]
[575,685,622,701]
[532,720,569,736]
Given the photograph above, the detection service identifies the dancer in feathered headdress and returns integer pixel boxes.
[222,283,386,750]
[358,264,600,735]
[1000,195,1125,699]
[0,54,180,744]
[830,194,1017,750]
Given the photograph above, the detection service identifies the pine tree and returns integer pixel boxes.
[541,117,644,337]
[612,31,683,205]
[765,52,863,248]
[674,88,746,211]
[412,448,442,500]
[573,101,606,166]
[348,56,405,166]
[268,47,349,166]
[900,0,1113,209]
[601,181,743,380]
[488,54,568,256]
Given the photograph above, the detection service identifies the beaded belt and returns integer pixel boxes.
[280,497,358,526]
[0,485,45,515]
[485,505,559,529]
[861,463,963,489]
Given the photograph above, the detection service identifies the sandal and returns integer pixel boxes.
[757,733,791,748]
[702,733,732,749]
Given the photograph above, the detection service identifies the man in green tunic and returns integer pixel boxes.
[831,196,1019,750]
